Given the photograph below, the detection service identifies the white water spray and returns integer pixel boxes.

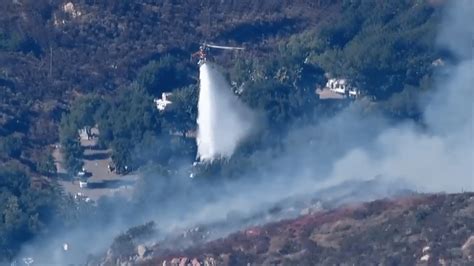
[197,62,254,161]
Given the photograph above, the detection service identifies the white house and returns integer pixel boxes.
[325,78,360,98]
[78,127,92,140]
[154,92,173,111]
[78,180,88,188]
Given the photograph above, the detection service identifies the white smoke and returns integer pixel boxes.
[318,0,474,192]
[196,62,254,161]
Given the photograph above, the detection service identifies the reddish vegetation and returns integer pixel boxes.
[143,193,474,265]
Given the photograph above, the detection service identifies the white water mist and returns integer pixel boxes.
[197,62,254,161]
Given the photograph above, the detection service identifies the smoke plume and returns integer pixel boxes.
[319,0,474,192]
[197,62,254,161]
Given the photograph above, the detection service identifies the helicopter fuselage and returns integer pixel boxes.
[192,43,244,65]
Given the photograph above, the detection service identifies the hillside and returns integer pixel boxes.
[2,0,470,264]
[1,0,443,173]
[145,193,474,266]
[1,0,336,94]
[1,0,343,174]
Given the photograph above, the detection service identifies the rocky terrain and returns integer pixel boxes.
[136,192,474,266]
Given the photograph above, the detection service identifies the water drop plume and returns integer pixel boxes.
[197,62,254,161]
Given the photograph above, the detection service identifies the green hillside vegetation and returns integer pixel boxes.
[59,1,442,176]
[310,1,440,99]
[0,0,448,261]
[0,165,67,259]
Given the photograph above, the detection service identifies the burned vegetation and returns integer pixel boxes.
[144,193,474,266]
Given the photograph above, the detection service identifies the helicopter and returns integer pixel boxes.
[191,43,245,65]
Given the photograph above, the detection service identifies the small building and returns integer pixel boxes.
[78,180,88,188]
[432,58,445,67]
[154,92,173,111]
[78,127,92,140]
[78,126,99,141]
[325,78,360,99]
[63,2,82,18]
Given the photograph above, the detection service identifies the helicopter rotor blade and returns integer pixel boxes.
[205,44,245,50]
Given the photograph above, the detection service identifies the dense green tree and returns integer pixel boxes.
[67,95,102,129]
[0,135,24,159]
[110,138,133,173]
[241,79,317,131]
[102,83,161,143]
[0,167,65,261]
[59,115,84,175]
[137,55,192,96]
[307,1,439,100]
[35,152,57,177]
[0,30,23,52]
[57,95,106,174]
[161,85,198,136]
[97,84,163,170]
